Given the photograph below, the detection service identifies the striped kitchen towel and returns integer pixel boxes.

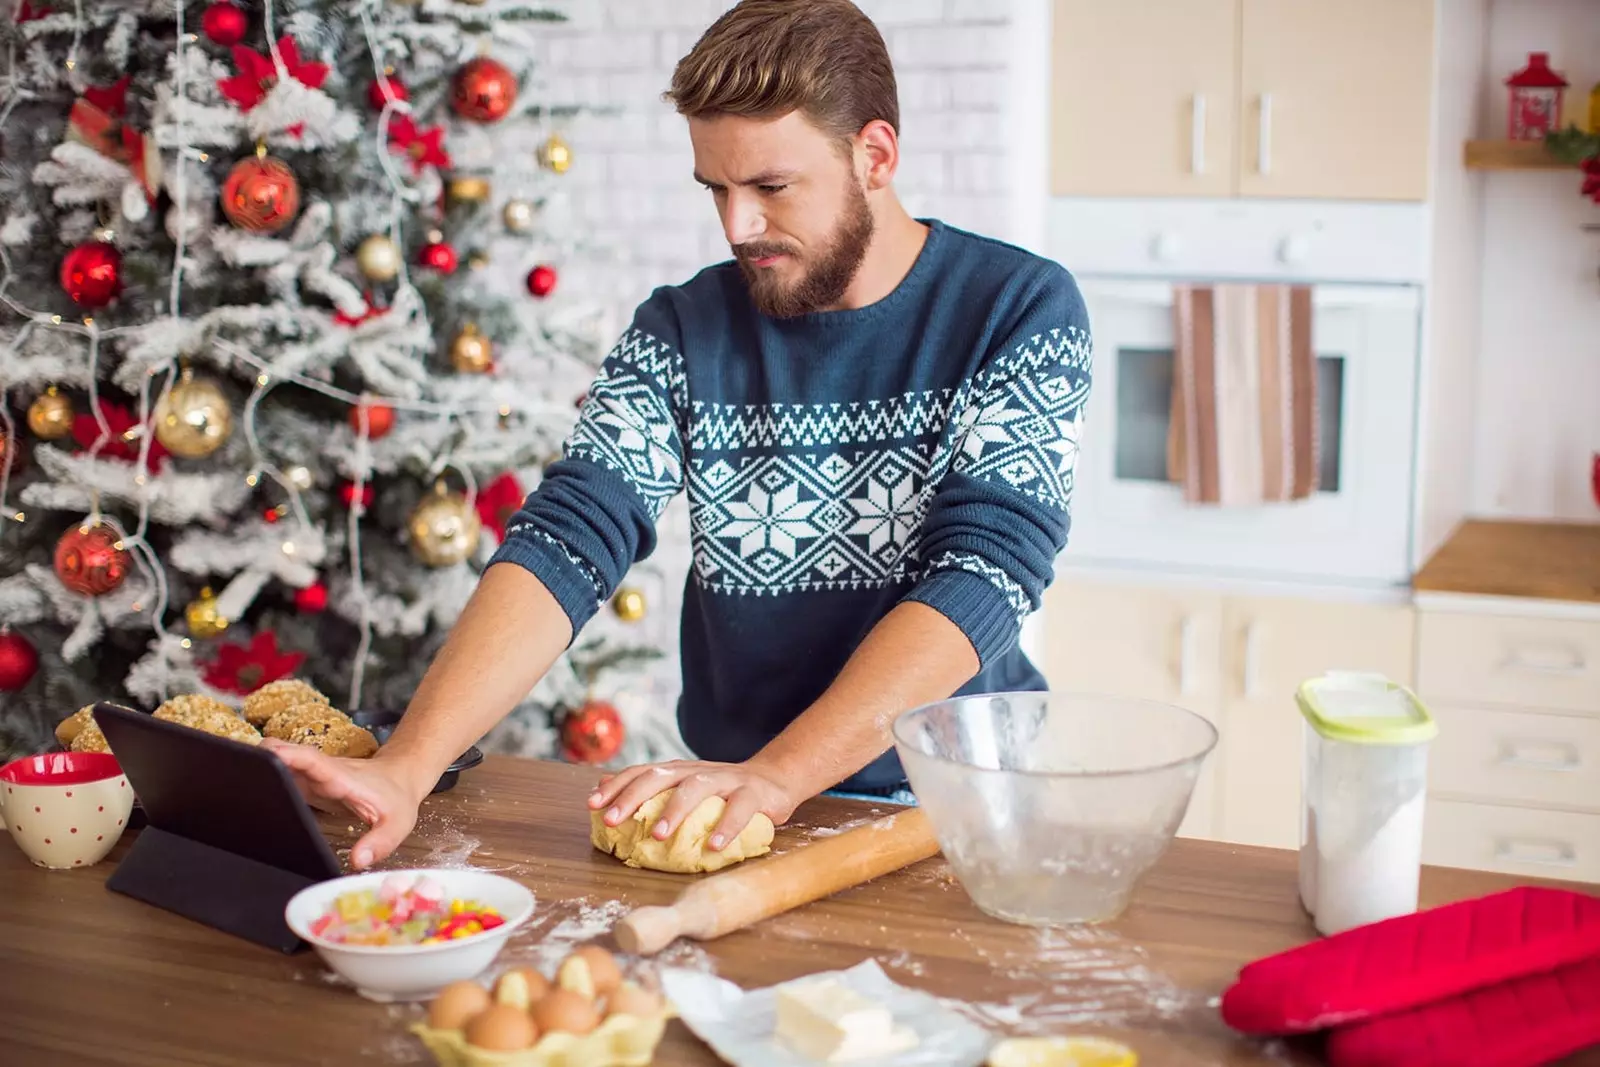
[1167,283,1319,505]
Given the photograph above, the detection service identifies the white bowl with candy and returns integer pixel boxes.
[285,869,536,1002]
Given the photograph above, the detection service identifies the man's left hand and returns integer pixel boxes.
[587,759,802,851]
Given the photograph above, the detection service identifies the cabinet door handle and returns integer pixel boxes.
[1257,92,1273,175]
[1500,646,1587,676]
[1178,614,1197,696]
[1497,739,1582,772]
[1190,93,1206,174]
[1495,838,1577,868]
[1242,621,1262,699]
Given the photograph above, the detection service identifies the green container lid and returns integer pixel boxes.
[1296,670,1438,745]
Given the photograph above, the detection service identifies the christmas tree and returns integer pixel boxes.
[0,0,682,768]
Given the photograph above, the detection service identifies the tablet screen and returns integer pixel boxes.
[93,702,344,881]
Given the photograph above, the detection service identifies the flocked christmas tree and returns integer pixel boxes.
[0,0,684,768]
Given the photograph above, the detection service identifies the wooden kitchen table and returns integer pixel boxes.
[2,755,1596,1067]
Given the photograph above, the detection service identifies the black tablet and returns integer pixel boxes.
[94,702,344,952]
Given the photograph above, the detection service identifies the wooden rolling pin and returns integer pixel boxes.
[612,807,941,956]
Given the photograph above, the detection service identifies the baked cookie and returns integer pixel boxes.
[54,704,98,747]
[69,721,112,754]
[242,678,330,727]
[285,719,378,759]
[263,702,350,742]
[154,693,238,731]
[201,714,263,746]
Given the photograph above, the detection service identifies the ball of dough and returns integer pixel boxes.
[242,678,329,726]
[590,788,774,873]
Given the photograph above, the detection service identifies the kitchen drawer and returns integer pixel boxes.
[1430,705,1600,811]
[1417,611,1600,714]
[1424,799,1600,884]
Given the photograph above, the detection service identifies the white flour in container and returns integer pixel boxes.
[1308,786,1426,936]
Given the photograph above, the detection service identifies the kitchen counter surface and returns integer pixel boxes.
[1413,518,1600,603]
[2,754,1596,1067]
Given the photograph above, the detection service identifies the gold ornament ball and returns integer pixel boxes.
[356,234,401,282]
[408,483,482,567]
[185,586,229,638]
[154,370,233,459]
[538,134,572,175]
[285,464,314,490]
[502,198,537,233]
[27,387,75,440]
[449,323,494,374]
[447,175,492,204]
[612,586,647,622]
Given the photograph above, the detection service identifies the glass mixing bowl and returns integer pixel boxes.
[891,691,1218,926]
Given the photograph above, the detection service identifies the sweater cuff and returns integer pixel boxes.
[486,527,604,639]
[902,560,1027,666]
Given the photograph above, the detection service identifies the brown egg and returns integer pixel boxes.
[572,945,623,997]
[531,988,602,1036]
[605,981,662,1019]
[493,965,551,1009]
[428,981,492,1031]
[463,1004,539,1051]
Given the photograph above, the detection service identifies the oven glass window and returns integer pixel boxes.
[1111,347,1344,492]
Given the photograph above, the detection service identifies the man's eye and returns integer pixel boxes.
[758,184,787,195]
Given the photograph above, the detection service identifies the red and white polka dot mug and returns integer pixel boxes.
[0,751,134,869]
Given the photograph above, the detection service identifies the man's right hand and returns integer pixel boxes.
[262,739,433,869]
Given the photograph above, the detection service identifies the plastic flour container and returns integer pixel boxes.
[1297,671,1438,937]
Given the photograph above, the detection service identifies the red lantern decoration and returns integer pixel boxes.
[419,240,459,274]
[221,152,301,234]
[367,74,408,112]
[293,581,328,613]
[1505,52,1568,141]
[348,400,395,439]
[200,1,247,46]
[561,700,625,764]
[53,522,131,597]
[450,57,517,124]
[0,629,39,691]
[59,241,122,308]
[526,264,558,298]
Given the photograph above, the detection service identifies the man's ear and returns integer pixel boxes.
[856,119,899,192]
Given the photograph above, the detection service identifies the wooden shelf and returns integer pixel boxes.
[1413,519,1600,603]
[1463,139,1572,171]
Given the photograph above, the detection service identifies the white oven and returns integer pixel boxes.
[1047,199,1430,590]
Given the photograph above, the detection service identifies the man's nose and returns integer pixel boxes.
[722,192,765,246]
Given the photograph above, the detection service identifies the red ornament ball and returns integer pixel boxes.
[53,522,131,597]
[293,581,329,613]
[59,241,122,308]
[348,400,395,439]
[200,1,248,46]
[0,428,27,478]
[526,264,558,298]
[0,630,39,692]
[450,56,517,124]
[366,74,408,112]
[339,481,376,510]
[561,700,625,764]
[220,153,301,234]
[419,241,459,274]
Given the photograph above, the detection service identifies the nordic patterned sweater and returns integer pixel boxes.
[489,219,1093,792]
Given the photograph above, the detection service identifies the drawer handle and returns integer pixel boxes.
[1190,93,1206,174]
[1257,92,1274,175]
[1500,647,1587,676]
[1178,615,1197,696]
[1494,838,1577,868]
[1497,739,1581,772]
[1242,621,1262,699]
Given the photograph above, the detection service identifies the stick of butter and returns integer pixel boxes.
[774,978,919,1062]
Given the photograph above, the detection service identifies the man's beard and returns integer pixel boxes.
[733,182,875,319]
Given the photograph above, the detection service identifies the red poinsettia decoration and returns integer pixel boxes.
[15,2,51,22]
[476,472,526,543]
[333,299,390,328]
[387,114,451,175]
[200,631,306,695]
[71,398,169,470]
[218,36,329,112]
[65,76,161,201]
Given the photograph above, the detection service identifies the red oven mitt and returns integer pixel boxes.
[1220,886,1600,1036]
[1324,954,1600,1067]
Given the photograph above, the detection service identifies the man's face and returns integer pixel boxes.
[689,111,875,318]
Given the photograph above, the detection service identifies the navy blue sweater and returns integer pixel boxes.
[489,219,1093,791]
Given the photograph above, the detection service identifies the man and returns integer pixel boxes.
[265,0,1092,870]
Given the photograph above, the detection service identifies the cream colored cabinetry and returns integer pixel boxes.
[1414,600,1600,884]
[1039,573,1416,849]
[1049,0,1435,201]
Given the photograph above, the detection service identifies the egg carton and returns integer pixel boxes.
[409,1009,672,1067]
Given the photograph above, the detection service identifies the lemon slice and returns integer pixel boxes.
[987,1035,1138,1067]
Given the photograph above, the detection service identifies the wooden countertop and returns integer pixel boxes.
[1413,519,1600,603]
[1,755,1596,1067]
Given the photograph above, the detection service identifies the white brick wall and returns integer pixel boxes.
[533,0,1020,323]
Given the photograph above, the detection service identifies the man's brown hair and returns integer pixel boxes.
[666,0,899,142]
